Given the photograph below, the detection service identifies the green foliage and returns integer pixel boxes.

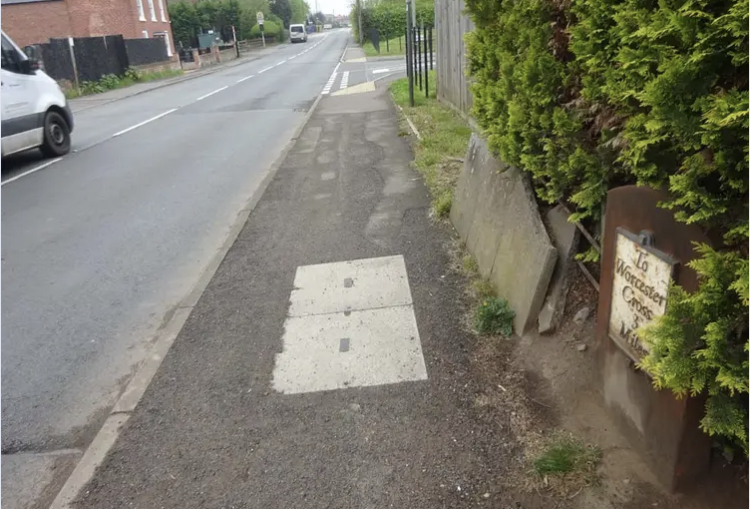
[68,68,182,98]
[533,434,601,477]
[638,244,749,456]
[270,0,292,27]
[170,0,274,47]
[250,20,280,37]
[474,297,515,336]
[351,0,434,43]
[465,0,749,454]
[289,0,308,24]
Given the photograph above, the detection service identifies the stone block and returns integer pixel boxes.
[538,204,580,334]
[450,134,557,334]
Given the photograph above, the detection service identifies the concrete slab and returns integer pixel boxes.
[288,255,413,317]
[538,204,580,334]
[273,305,427,393]
[450,134,557,334]
[450,134,484,244]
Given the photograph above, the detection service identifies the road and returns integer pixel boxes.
[1,29,349,509]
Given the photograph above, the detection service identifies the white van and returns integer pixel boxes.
[289,24,308,43]
[1,30,74,158]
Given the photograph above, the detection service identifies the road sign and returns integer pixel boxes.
[256,11,264,24]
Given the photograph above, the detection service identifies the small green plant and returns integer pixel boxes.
[433,190,452,218]
[532,434,601,477]
[462,253,479,275]
[474,297,515,336]
[124,68,141,81]
[66,68,182,98]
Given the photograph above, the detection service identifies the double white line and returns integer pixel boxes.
[321,62,341,95]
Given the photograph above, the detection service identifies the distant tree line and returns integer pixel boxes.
[350,0,434,43]
[169,0,310,48]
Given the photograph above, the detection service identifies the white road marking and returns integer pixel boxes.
[112,109,178,137]
[236,75,255,83]
[258,66,273,73]
[1,157,63,186]
[339,71,349,90]
[289,54,297,59]
[272,256,427,394]
[195,86,228,101]
[321,62,341,95]
[276,60,287,65]
[372,66,405,74]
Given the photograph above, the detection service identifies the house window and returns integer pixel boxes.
[158,0,166,22]
[142,30,149,38]
[136,0,145,20]
[147,0,156,21]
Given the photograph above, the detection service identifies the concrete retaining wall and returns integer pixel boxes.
[451,134,557,334]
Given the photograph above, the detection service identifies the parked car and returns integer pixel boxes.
[1,30,74,158]
[289,24,308,43]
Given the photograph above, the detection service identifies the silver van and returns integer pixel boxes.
[289,24,308,43]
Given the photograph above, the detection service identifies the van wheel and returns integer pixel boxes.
[40,111,71,158]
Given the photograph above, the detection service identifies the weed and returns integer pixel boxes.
[389,72,471,219]
[64,68,183,98]
[532,434,601,479]
[474,297,515,336]
[472,278,495,299]
[433,190,452,218]
[462,254,479,275]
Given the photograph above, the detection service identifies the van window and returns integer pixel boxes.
[291,26,304,33]
[1,35,21,73]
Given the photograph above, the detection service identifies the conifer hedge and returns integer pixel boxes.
[464,0,748,455]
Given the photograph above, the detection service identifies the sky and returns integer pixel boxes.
[313,0,352,15]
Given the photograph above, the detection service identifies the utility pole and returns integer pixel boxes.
[405,0,414,107]
[357,0,363,45]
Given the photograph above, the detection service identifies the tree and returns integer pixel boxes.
[314,11,325,23]
[463,0,749,455]
[289,0,308,24]
[270,0,292,27]
[168,1,201,47]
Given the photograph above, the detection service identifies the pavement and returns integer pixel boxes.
[1,29,350,509]
[66,74,511,509]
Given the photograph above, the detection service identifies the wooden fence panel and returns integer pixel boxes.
[435,0,474,116]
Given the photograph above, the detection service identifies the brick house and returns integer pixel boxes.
[1,0,174,55]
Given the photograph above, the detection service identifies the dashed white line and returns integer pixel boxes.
[237,75,255,83]
[1,157,63,186]
[195,86,228,101]
[258,66,273,74]
[113,109,178,137]
[339,71,349,90]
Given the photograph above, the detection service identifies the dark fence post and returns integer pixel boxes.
[406,18,414,106]
[428,26,433,70]
[423,24,428,97]
[416,26,422,90]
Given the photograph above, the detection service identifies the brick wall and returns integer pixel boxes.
[1,0,173,50]
[67,0,138,38]
[1,1,72,47]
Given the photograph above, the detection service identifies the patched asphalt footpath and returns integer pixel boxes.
[72,86,513,508]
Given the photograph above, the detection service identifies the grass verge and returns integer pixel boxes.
[389,71,471,219]
[363,36,407,56]
[529,432,601,496]
[65,68,183,99]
